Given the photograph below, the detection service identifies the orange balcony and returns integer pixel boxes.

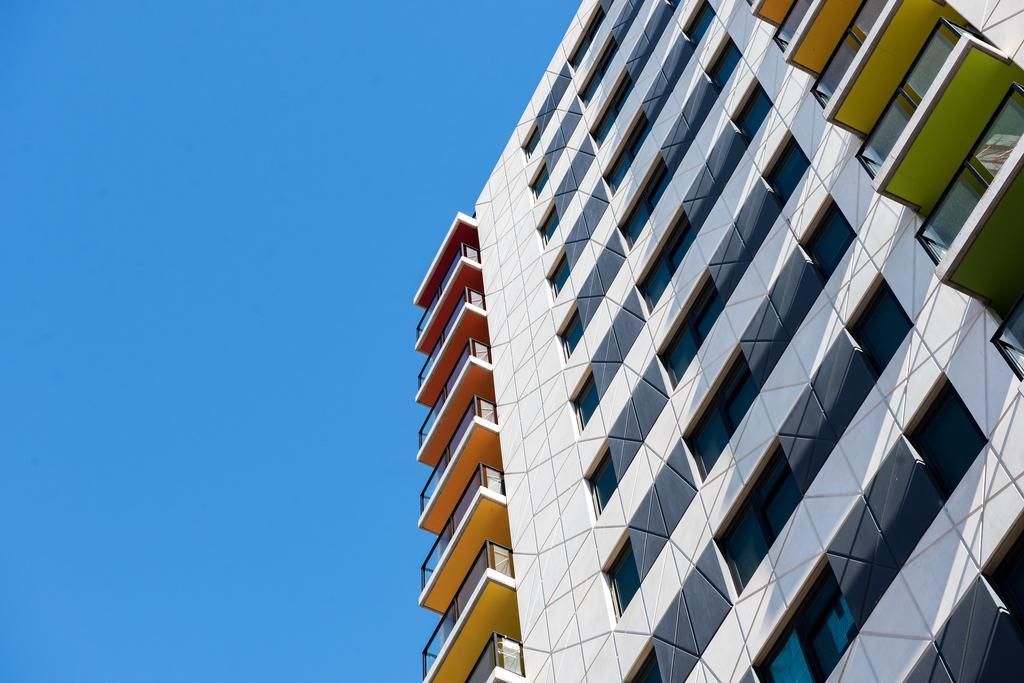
[417,395,499,468]
[415,249,484,352]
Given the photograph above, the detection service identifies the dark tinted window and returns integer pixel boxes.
[806,204,855,279]
[610,540,641,615]
[550,255,571,296]
[709,41,741,89]
[523,126,540,159]
[722,449,801,589]
[851,282,912,374]
[594,74,634,143]
[688,358,758,475]
[569,5,607,69]
[766,138,810,204]
[539,208,560,245]
[607,115,652,191]
[686,3,715,45]
[760,571,857,683]
[640,213,696,307]
[632,652,663,683]
[532,163,550,198]
[581,38,618,103]
[562,310,584,357]
[910,383,987,498]
[576,374,601,428]
[736,84,772,140]
[590,451,617,514]
[661,280,723,385]
[622,159,670,245]
[993,533,1024,631]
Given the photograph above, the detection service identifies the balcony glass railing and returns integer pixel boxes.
[466,634,526,683]
[995,296,1024,379]
[417,340,492,438]
[420,392,498,515]
[812,0,886,104]
[858,19,964,176]
[419,391,497,449]
[421,465,506,587]
[417,287,487,385]
[422,542,515,679]
[416,244,482,340]
[919,84,1024,261]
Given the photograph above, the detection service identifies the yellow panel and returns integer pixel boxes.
[757,0,795,25]
[431,580,521,683]
[832,0,962,133]
[790,0,860,73]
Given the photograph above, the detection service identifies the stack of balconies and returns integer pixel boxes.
[756,0,1024,378]
[412,213,525,683]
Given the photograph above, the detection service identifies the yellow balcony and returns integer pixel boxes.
[752,0,796,26]
[422,542,521,683]
[824,0,962,134]
[785,0,862,74]
[465,634,527,683]
[420,467,511,613]
[417,394,498,469]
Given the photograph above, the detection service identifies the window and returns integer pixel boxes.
[720,449,801,590]
[607,114,651,191]
[609,539,642,616]
[850,282,912,374]
[639,213,696,307]
[550,255,571,296]
[909,382,987,498]
[630,651,663,683]
[759,570,857,683]
[766,138,810,205]
[523,125,540,160]
[569,5,607,69]
[685,3,715,45]
[858,20,962,177]
[805,203,855,280]
[813,0,887,105]
[589,450,617,514]
[660,279,723,385]
[735,83,772,141]
[774,0,812,49]
[708,40,741,90]
[621,159,670,245]
[919,85,1024,261]
[581,38,618,103]
[687,357,758,476]
[531,162,550,198]
[995,297,1024,379]
[561,309,584,358]
[992,532,1024,632]
[575,373,601,429]
[539,208,560,245]
[594,74,635,143]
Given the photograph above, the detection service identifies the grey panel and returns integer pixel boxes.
[611,0,644,41]
[734,181,782,253]
[706,126,747,185]
[826,498,900,628]
[778,385,839,494]
[592,326,624,364]
[905,645,955,683]
[653,638,699,683]
[608,436,643,480]
[708,225,755,301]
[812,333,877,436]
[695,542,732,605]
[682,164,718,230]
[630,527,668,578]
[632,376,668,437]
[681,560,732,652]
[592,359,619,397]
[611,306,645,357]
[740,297,789,389]
[769,252,824,338]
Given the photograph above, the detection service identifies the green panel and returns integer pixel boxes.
[883,50,1024,214]
[952,173,1024,317]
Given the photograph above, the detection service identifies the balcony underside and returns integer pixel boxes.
[786,0,861,73]
[420,436,503,534]
[415,260,484,354]
[417,397,499,467]
[424,574,520,683]
[421,491,512,613]
[753,0,794,25]
[414,213,479,308]
[877,38,1023,213]
[417,310,490,404]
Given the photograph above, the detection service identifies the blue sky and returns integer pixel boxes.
[0,2,577,681]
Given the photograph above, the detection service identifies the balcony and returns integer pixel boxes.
[783,0,872,75]
[872,32,1024,210]
[418,292,490,396]
[751,0,797,26]
[417,349,495,457]
[415,251,484,352]
[810,0,887,105]
[420,466,511,612]
[422,542,520,683]
[466,634,527,683]
[414,212,479,310]
[416,338,492,408]
[823,0,963,135]
[417,394,499,469]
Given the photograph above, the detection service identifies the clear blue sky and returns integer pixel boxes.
[0,2,577,681]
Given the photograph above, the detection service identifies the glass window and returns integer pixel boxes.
[995,297,1024,378]
[594,74,635,143]
[722,449,801,589]
[685,3,715,45]
[992,532,1024,631]
[805,203,855,279]
[709,41,741,90]
[850,282,912,374]
[607,114,652,191]
[736,83,772,140]
[562,309,584,357]
[775,0,812,49]
[589,451,617,514]
[576,374,601,428]
[523,125,540,159]
[910,383,987,498]
[550,255,571,296]
[760,571,857,683]
[610,540,641,616]
[766,138,810,204]
[660,280,723,385]
[569,5,607,69]
[581,38,618,103]
[631,652,663,683]
[813,0,886,105]
[687,358,757,476]
[532,163,550,198]
[639,213,695,307]
[622,159,670,245]
[539,208,560,245]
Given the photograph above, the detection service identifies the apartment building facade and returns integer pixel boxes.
[412,1,1024,681]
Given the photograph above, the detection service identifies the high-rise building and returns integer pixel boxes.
[412,1,1024,681]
